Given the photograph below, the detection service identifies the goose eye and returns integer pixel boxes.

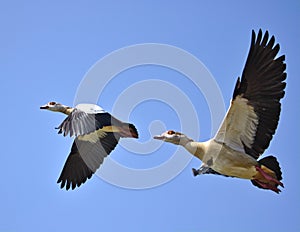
[49,102,56,105]
[167,130,175,135]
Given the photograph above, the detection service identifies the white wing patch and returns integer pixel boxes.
[214,96,259,152]
[76,103,105,114]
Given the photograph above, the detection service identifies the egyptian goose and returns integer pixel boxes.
[154,29,286,193]
[40,102,138,190]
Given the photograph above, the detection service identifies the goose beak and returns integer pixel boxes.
[153,135,166,140]
[40,105,49,109]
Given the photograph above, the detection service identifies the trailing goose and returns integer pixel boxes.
[154,29,286,193]
[40,102,138,190]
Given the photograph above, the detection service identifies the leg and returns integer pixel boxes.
[255,166,284,187]
[252,179,281,194]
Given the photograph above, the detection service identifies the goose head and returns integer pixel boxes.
[40,101,72,114]
[153,130,192,145]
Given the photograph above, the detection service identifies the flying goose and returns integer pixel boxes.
[40,102,138,190]
[154,29,286,193]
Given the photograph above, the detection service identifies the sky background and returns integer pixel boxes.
[1,1,300,231]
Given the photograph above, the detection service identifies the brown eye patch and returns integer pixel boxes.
[167,130,175,135]
[49,101,56,105]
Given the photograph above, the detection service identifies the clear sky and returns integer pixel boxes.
[1,1,300,231]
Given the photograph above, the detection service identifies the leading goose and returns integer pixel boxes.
[154,29,286,193]
[40,102,138,190]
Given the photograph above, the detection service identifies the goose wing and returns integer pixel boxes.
[214,29,286,159]
[57,132,120,190]
[56,108,126,137]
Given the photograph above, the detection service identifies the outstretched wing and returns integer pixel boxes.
[56,109,122,137]
[57,132,120,190]
[214,29,286,159]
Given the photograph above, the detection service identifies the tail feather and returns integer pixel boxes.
[120,123,139,138]
[258,155,282,181]
[251,155,283,193]
[128,123,139,138]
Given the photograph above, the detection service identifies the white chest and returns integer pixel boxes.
[201,140,258,179]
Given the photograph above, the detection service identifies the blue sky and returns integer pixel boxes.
[1,1,300,231]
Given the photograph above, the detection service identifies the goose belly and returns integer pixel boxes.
[203,140,258,179]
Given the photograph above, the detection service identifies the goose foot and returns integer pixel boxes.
[252,179,281,194]
[192,164,211,177]
[192,168,199,176]
[255,166,284,187]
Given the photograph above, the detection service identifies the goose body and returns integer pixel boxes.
[154,29,286,193]
[40,102,138,190]
[185,139,259,179]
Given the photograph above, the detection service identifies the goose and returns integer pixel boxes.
[154,29,286,193]
[40,102,138,190]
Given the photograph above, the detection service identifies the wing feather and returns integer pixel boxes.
[56,109,123,137]
[57,133,120,190]
[214,29,286,159]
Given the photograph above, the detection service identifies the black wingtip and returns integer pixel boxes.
[252,29,271,46]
